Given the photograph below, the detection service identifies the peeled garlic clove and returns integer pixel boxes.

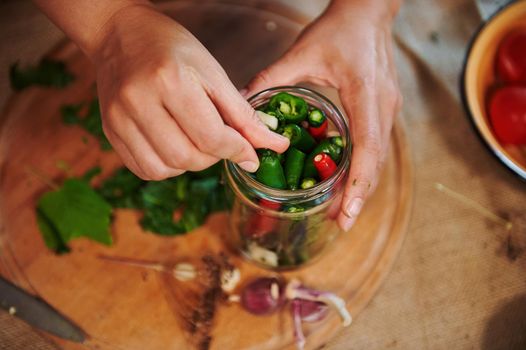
[173,263,197,281]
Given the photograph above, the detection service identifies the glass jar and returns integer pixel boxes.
[224,86,350,270]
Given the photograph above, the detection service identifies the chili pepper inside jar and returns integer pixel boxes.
[224,86,351,270]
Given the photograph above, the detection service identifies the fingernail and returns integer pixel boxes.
[344,198,363,219]
[342,217,357,231]
[239,88,249,98]
[238,161,259,172]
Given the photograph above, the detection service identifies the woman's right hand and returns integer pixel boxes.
[91,4,289,180]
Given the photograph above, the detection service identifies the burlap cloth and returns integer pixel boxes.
[1,0,525,349]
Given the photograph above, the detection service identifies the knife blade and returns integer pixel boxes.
[0,276,85,343]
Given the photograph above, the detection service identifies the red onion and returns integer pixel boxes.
[298,299,329,323]
[241,277,285,315]
[286,279,352,327]
[291,299,306,350]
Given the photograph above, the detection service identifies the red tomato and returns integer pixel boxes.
[489,86,526,145]
[496,29,526,83]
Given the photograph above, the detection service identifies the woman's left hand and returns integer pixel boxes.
[243,0,403,231]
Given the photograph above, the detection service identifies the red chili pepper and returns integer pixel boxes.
[307,119,328,141]
[245,199,281,237]
[259,198,281,210]
[313,153,337,180]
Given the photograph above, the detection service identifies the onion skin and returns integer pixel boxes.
[298,299,329,323]
[241,277,285,315]
[291,299,306,350]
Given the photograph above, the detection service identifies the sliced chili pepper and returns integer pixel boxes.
[302,139,342,178]
[300,177,317,189]
[282,124,316,153]
[308,119,328,141]
[313,153,337,180]
[284,147,306,190]
[268,92,308,124]
[286,206,305,213]
[256,149,287,189]
[329,135,344,148]
[307,108,326,127]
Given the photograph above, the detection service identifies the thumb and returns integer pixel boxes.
[242,54,305,98]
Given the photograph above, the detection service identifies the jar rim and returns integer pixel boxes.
[225,85,350,204]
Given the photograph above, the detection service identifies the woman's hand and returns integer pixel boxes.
[90,4,289,180]
[243,0,402,231]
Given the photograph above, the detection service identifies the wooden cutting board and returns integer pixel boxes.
[0,2,414,349]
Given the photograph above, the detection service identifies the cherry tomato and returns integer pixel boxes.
[489,86,526,145]
[496,29,526,83]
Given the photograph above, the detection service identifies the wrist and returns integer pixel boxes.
[88,1,154,61]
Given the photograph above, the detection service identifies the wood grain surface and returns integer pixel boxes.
[0,2,413,349]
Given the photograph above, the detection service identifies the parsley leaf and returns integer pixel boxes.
[37,179,113,252]
[61,99,112,151]
[97,162,228,236]
[97,167,145,208]
[10,59,74,91]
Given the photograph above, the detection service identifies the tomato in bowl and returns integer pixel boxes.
[462,1,526,180]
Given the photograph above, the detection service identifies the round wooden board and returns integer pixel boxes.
[0,2,414,350]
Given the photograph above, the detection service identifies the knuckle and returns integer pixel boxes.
[103,104,123,131]
[172,150,193,169]
[145,171,165,182]
[144,164,171,181]
[194,131,223,155]
[118,81,140,108]
[352,74,375,92]
[154,63,178,91]
[363,137,382,157]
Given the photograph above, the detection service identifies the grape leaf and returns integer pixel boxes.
[37,179,113,249]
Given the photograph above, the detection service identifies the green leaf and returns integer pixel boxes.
[82,166,102,182]
[36,209,70,254]
[10,59,74,91]
[140,207,185,236]
[61,104,82,125]
[61,99,112,151]
[140,178,181,211]
[97,167,145,208]
[37,179,113,246]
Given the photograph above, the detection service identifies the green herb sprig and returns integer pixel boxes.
[10,59,74,91]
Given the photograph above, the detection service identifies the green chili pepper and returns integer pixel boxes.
[330,136,344,148]
[277,151,285,164]
[255,149,287,189]
[307,108,326,127]
[303,139,342,178]
[300,177,317,189]
[282,124,316,153]
[268,92,308,124]
[284,147,306,190]
[285,206,305,213]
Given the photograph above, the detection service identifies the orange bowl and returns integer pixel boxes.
[462,0,526,180]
